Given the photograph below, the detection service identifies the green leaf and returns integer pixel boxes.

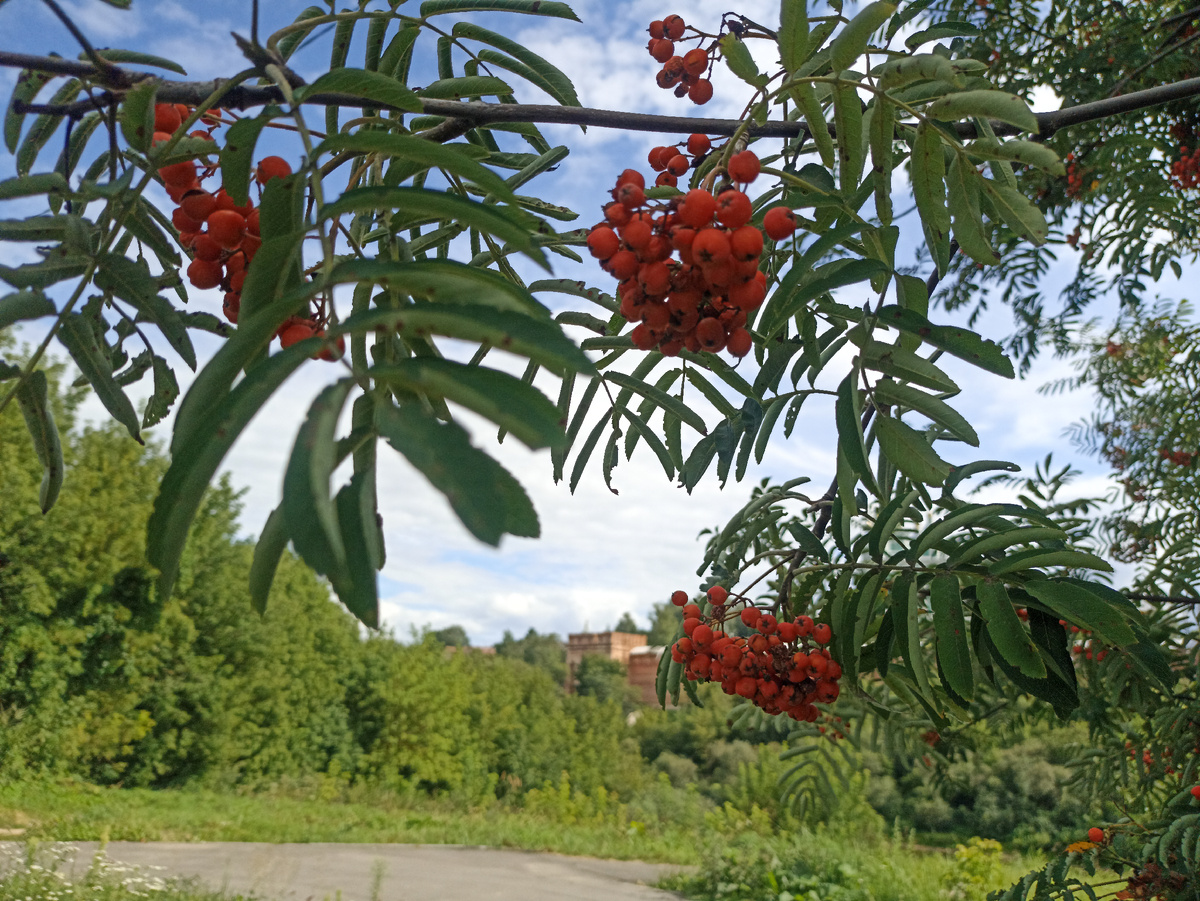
[875,415,951,486]
[0,172,69,200]
[910,122,951,275]
[91,48,187,74]
[456,24,579,107]
[17,78,82,176]
[832,76,865,193]
[779,0,809,72]
[328,258,550,319]
[930,574,973,700]
[142,355,180,428]
[719,33,766,88]
[793,82,835,169]
[321,186,547,268]
[981,180,1049,245]
[0,257,89,290]
[303,67,422,113]
[377,401,538,545]
[371,358,564,449]
[148,337,319,599]
[1023,580,1135,647]
[94,252,196,370]
[870,96,895,225]
[977,580,1045,678]
[895,572,936,706]
[904,21,979,50]
[335,470,383,628]
[858,340,959,393]
[947,156,999,265]
[420,0,580,18]
[877,53,958,90]
[873,380,977,446]
[58,312,141,442]
[6,68,55,153]
[220,110,275,206]
[760,259,887,339]
[283,379,356,597]
[118,80,156,153]
[987,547,1113,575]
[966,138,1065,176]
[318,132,516,202]
[911,503,1018,560]
[829,2,896,71]
[249,505,289,615]
[335,302,593,376]
[875,306,1014,378]
[602,371,708,434]
[418,75,515,99]
[927,90,1039,134]
[14,369,63,513]
[0,290,54,328]
[946,526,1069,567]
[836,373,878,495]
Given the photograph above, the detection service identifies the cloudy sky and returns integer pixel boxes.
[0,0,1146,644]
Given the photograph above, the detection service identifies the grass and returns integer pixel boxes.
[0,782,701,865]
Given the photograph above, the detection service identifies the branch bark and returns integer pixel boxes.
[5,47,1200,140]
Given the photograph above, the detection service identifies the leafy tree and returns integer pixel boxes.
[429,624,470,648]
[494,628,567,685]
[4,1,1200,894]
[611,612,645,634]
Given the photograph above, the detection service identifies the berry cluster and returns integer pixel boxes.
[645,132,711,188]
[1170,144,1200,189]
[1158,448,1195,467]
[646,14,713,104]
[667,586,842,721]
[1064,152,1092,198]
[586,150,796,358]
[155,104,342,360]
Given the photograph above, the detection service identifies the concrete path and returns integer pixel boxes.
[14,842,690,901]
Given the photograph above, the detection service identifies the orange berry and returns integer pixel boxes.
[688,79,713,105]
[1087,827,1104,843]
[278,320,317,349]
[154,103,182,134]
[187,258,223,290]
[686,133,711,156]
[207,209,247,250]
[663,14,686,40]
[683,49,708,78]
[707,585,728,604]
[587,226,620,260]
[728,150,761,184]
[671,590,689,607]
[727,327,753,357]
[255,156,292,185]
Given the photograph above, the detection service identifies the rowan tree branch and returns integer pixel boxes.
[5,46,1200,140]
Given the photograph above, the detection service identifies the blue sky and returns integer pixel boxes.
[0,0,1154,644]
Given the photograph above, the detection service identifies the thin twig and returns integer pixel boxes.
[39,0,126,84]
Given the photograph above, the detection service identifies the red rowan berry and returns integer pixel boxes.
[648,19,666,39]
[727,327,753,357]
[256,156,292,185]
[686,133,711,156]
[740,607,761,628]
[682,49,708,78]
[187,258,223,290]
[1087,827,1105,843]
[667,154,690,176]
[207,210,247,250]
[154,103,182,134]
[663,14,685,40]
[813,623,832,644]
[763,206,797,241]
[1191,785,1200,800]
[172,207,204,233]
[607,250,639,281]
[671,589,689,607]
[728,277,765,311]
[688,79,713,104]
[728,150,761,184]
[716,190,752,228]
[649,39,675,63]
[655,172,678,187]
[587,226,620,260]
[180,190,218,223]
[159,160,198,188]
[245,208,261,236]
[279,320,317,349]
[193,233,222,262]
[678,189,717,228]
[317,334,346,362]
[222,292,240,324]
[730,225,763,261]
[615,182,645,209]
[707,585,728,604]
[692,228,731,265]
[696,316,725,351]
[692,623,714,647]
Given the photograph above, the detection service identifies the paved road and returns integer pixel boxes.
[15,842,690,901]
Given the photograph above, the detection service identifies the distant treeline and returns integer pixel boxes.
[0,369,1097,846]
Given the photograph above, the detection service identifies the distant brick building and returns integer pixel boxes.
[565,631,666,705]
